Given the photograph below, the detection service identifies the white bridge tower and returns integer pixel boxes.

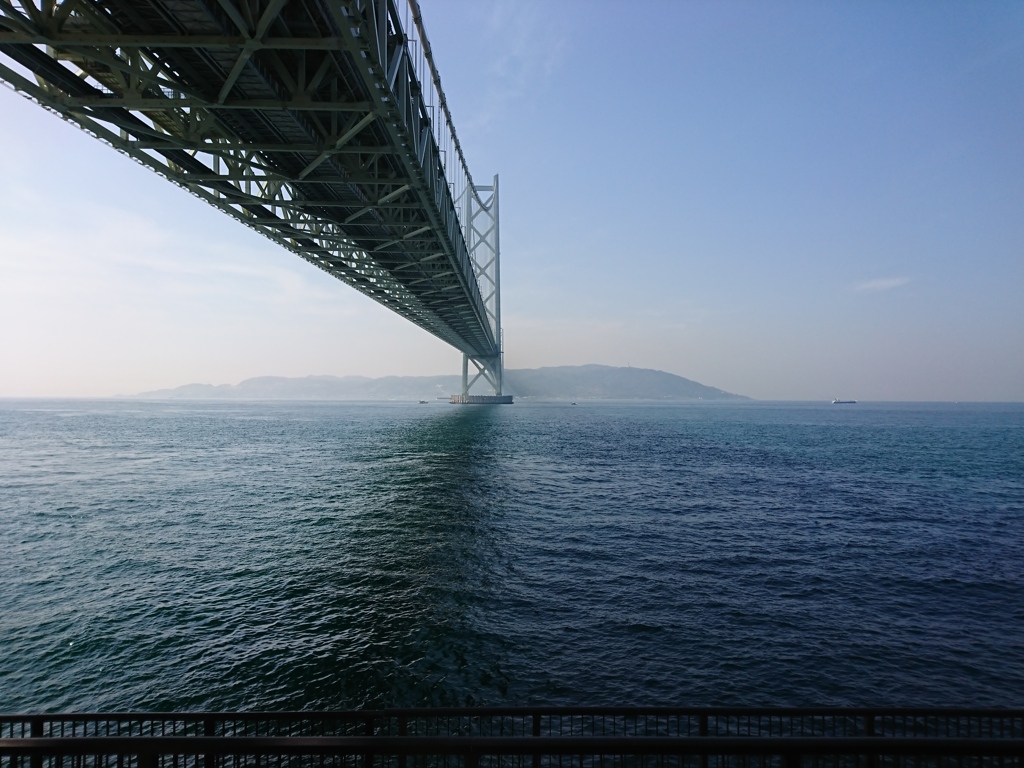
[452,175,512,404]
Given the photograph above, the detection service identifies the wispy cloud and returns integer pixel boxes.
[855,277,910,292]
[456,0,568,134]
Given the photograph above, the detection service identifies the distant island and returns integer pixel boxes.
[135,364,748,401]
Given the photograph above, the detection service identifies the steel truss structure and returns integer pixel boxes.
[0,0,503,385]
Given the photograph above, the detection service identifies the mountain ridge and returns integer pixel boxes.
[135,365,748,401]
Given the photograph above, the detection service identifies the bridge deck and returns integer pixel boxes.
[0,0,498,359]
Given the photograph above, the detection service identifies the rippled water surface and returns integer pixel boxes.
[2,399,1023,711]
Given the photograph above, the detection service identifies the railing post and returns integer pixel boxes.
[363,716,374,768]
[699,714,709,768]
[864,714,876,768]
[464,752,479,768]
[532,713,541,768]
[203,719,214,768]
[398,716,407,768]
[782,753,800,768]
[30,717,43,768]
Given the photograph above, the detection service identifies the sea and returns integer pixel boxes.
[1,399,1023,712]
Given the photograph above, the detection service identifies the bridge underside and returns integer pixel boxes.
[0,0,500,363]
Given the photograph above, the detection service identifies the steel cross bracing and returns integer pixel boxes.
[0,0,502,367]
[460,176,502,396]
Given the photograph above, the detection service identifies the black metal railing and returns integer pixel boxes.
[2,709,1022,768]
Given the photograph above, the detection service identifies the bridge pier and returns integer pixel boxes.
[452,353,510,404]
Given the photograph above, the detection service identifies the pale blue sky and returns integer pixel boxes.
[1,1,1022,399]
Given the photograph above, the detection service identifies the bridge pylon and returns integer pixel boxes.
[451,175,512,404]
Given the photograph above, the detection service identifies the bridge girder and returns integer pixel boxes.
[0,0,500,361]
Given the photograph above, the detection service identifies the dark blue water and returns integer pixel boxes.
[2,399,1023,712]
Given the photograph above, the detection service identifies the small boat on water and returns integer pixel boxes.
[832,398,857,404]
[418,400,429,404]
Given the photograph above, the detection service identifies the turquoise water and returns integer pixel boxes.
[1,399,1022,711]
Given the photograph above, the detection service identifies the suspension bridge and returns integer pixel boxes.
[0,0,510,403]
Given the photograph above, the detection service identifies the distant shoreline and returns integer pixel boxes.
[130,364,749,402]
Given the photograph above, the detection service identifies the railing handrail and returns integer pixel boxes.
[3,735,1024,757]
[4,707,1024,720]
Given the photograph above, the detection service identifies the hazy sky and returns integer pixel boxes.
[1,1,1022,400]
